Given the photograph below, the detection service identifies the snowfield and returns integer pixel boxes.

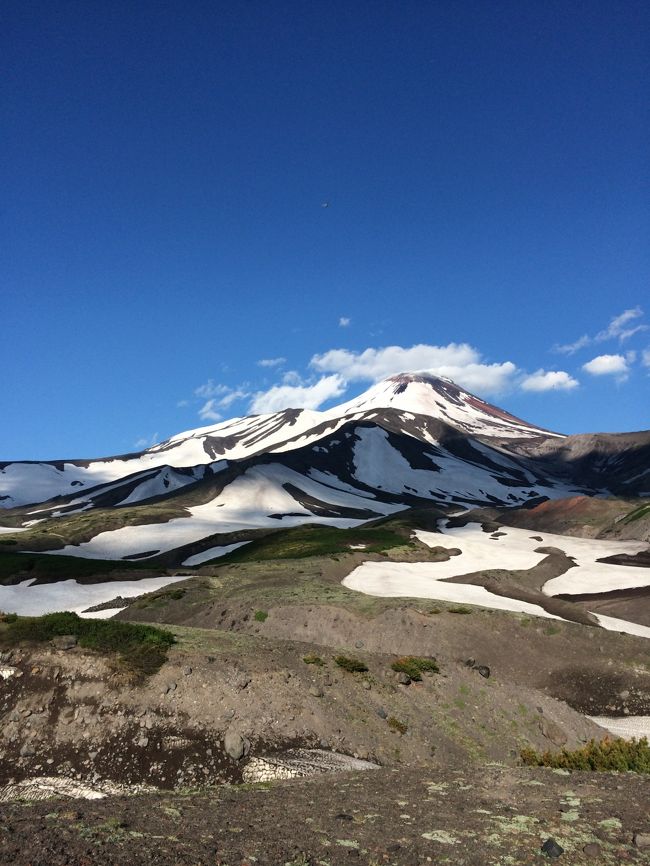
[0,574,188,617]
[37,465,382,560]
[181,541,250,566]
[409,523,649,596]
[343,559,565,620]
[589,716,650,740]
[342,521,650,639]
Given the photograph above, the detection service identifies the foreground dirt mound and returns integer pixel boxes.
[1,764,649,865]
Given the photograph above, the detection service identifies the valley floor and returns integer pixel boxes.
[1,763,649,866]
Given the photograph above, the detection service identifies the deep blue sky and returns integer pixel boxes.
[2,1,648,459]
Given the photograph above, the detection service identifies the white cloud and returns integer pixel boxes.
[248,374,346,414]
[642,349,650,368]
[198,399,222,422]
[134,432,159,449]
[582,354,630,377]
[194,380,230,399]
[555,307,646,354]
[257,357,286,368]
[310,343,518,395]
[596,307,646,342]
[520,370,579,392]
[554,335,591,355]
[339,316,351,327]
[193,380,250,418]
[218,389,250,408]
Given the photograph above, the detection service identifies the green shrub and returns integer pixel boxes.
[391,656,439,681]
[254,610,268,622]
[303,653,324,666]
[387,716,408,735]
[448,605,472,614]
[521,737,650,773]
[334,655,368,673]
[2,612,175,679]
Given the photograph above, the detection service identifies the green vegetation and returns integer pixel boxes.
[521,737,650,773]
[390,655,439,681]
[0,503,185,555]
[621,502,650,524]
[387,716,408,734]
[218,524,411,563]
[303,653,324,666]
[253,609,268,622]
[0,611,175,679]
[334,654,368,673]
[448,605,472,614]
[544,624,561,636]
[0,551,153,584]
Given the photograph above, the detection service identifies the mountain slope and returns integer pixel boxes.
[0,374,563,509]
[0,372,646,564]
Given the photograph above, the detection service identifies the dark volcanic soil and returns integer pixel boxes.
[1,764,649,866]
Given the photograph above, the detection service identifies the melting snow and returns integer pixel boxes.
[181,541,250,566]
[589,716,650,740]
[37,465,383,559]
[342,521,650,638]
[343,559,564,620]
[0,574,188,617]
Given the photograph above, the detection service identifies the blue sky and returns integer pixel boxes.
[2,1,648,460]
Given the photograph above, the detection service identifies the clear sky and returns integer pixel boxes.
[2,0,648,460]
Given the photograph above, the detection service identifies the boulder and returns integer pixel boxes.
[224,731,250,761]
[541,838,564,858]
[540,717,568,747]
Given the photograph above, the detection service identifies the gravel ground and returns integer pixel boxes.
[0,764,649,865]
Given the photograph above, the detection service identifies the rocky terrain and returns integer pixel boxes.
[0,597,649,864]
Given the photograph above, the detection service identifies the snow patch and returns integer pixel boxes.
[181,541,250,566]
[0,574,188,617]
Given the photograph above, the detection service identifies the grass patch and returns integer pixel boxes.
[218,525,410,563]
[0,551,154,585]
[387,716,408,735]
[303,653,324,666]
[390,655,439,681]
[3,503,185,554]
[621,503,650,524]
[253,610,268,622]
[448,605,472,614]
[334,654,368,673]
[0,611,175,679]
[521,737,650,773]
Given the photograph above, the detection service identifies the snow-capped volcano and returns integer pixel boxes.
[0,372,647,565]
[333,373,558,439]
[0,373,556,509]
